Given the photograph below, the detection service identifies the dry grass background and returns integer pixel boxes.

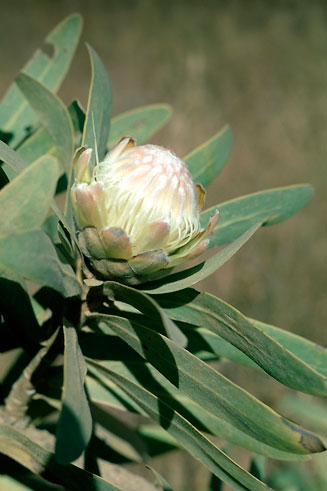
[0,0,326,489]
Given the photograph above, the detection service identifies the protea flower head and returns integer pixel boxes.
[71,137,218,285]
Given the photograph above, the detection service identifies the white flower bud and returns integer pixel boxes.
[71,137,218,284]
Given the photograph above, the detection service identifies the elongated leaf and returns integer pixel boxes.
[157,290,327,396]
[184,125,232,187]
[86,359,309,462]
[16,99,85,169]
[103,281,187,347]
[280,396,327,434]
[0,15,82,148]
[87,359,268,491]
[201,185,314,248]
[0,273,39,351]
[251,319,327,378]
[16,73,74,171]
[16,127,60,168]
[0,140,29,174]
[142,222,262,294]
[108,104,172,147]
[0,424,121,490]
[56,325,92,464]
[0,155,58,235]
[82,45,112,165]
[146,465,174,491]
[0,230,81,297]
[88,314,325,454]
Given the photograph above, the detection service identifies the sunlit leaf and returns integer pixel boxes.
[16,73,74,172]
[0,14,82,148]
[184,125,232,187]
[108,104,172,147]
[0,155,58,235]
[201,185,314,248]
[82,45,112,166]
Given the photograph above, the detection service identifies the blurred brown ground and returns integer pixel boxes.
[1,1,326,489]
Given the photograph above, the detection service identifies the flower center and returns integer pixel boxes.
[93,144,200,254]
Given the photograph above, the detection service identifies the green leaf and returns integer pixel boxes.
[201,185,314,248]
[103,281,187,347]
[0,424,121,490]
[108,104,172,147]
[16,127,60,169]
[0,140,29,174]
[87,359,268,491]
[184,125,232,187]
[251,318,327,378]
[16,73,74,171]
[0,230,81,297]
[142,222,262,294]
[69,100,86,133]
[91,404,149,462]
[0,14,82,148]
[0,273,40,351]
[157,290,327,396]
[280,396,327,434]
[145,465,173,491]
[249,456,266,482]
[87,314,325,455]
[86,358,309,462]
[55,325,92,464]
[15,99,85,170]
[0,155,59,236]
[82,45,112,165]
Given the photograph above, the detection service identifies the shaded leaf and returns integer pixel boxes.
[69,99,86,133]
[16,73,74,171]
[0,14,82,148]
[201,185,314,248]
[157,290,327,396]
[0,230,81,297]
[103,281,187,347]
[0,424,121,490]
[142,222,262,294]
[145,465,174,491]
[86,359,310,462]
[88,314,325,455]
[87,359,268,491]
[55,325,92,464]
[184,125,232,188]
[108,104,172,147]
[82,45,112,166]
[0,273,39,351]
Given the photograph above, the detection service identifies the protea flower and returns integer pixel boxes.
[71,137,218,285]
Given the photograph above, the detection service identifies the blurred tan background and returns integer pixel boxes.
[1,0,326,489]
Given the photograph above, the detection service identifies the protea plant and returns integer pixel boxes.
[71,136,218,284]
[0,14,325,491]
